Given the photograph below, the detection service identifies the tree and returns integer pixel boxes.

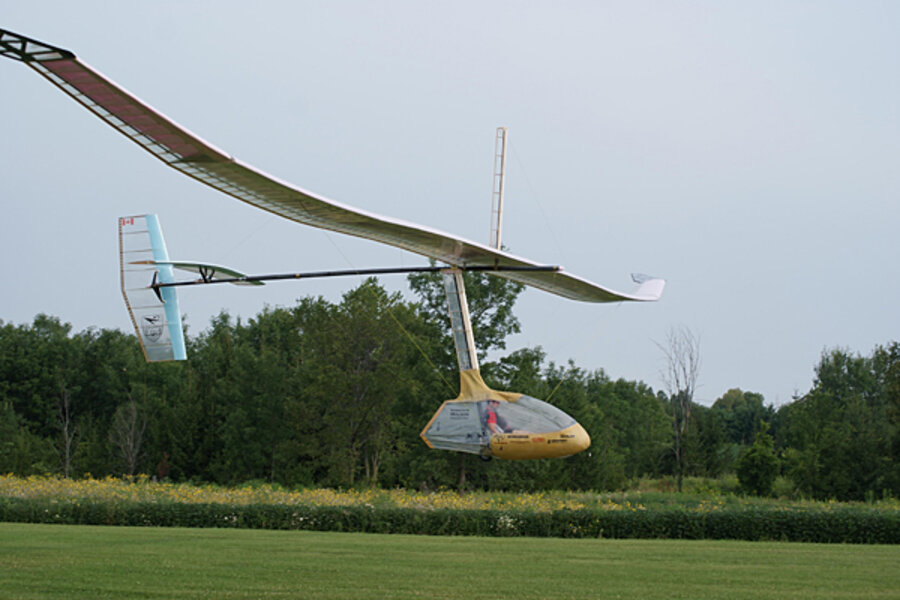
[779,345,898,500]
[56,382,78,478]
[737,421,779,496]
[884,342,900,493]
[295,280,422,486]
[109,399,147,477]
[407,268,525,364]
[657,326,701,492]
[712,388,774,446]
[584,372,671,483]
[0,315,77,439]
[0,400,20,473]
[689,405,731,478]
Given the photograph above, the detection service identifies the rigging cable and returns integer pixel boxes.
[543,301,624,404]
[197,205,457,396]
[321,229,457,396]
[509,139,619,404]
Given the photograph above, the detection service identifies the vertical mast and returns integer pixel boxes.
[442,268,478,372]
[444,127,510,374]
[489,126,508,250]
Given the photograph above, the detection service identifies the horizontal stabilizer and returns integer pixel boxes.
[132,260,264,286]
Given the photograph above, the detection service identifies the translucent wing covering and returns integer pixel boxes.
[0,28,664,304]
[119,215,186,362]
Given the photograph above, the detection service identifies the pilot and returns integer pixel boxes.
[483,399,511,435]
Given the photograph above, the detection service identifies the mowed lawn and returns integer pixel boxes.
[1,523,898,599]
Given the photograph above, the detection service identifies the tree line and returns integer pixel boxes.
[0,273,897,500]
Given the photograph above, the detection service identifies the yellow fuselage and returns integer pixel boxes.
[420,369,591,460]
[488,423,590,460]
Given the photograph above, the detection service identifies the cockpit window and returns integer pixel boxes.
[423,396,578,455]
[481,396,575,434]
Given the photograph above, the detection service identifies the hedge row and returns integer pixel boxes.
[1,498,897,544]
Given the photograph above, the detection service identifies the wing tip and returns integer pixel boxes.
[0,28,75,63]
[630,273,665,301]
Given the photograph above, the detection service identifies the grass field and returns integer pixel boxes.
[2,523,898,599]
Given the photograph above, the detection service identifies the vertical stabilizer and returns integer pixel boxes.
[118,215,186,362]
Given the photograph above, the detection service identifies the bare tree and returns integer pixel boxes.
[110,399,147,477]
[657,326,701,492]
[56,383,78,478]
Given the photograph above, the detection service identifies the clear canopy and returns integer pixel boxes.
[422,395,577,455]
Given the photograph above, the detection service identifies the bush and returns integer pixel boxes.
[771,476,797,499]
[1,497,897,544]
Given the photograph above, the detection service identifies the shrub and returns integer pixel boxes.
[1,497,897,544]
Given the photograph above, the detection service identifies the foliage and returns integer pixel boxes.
[407,268,525,362]
[736,422,779,496]
[713,388,774,445]
[1,287,898,501]
[2,489,897,543]
[777,344,900,500]
[3,475,898,543]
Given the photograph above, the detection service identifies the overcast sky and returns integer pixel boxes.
[2,2,898,406]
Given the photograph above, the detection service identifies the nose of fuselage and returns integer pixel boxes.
[569,422,591,455]
[488,422,592,460]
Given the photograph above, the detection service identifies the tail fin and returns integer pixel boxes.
[118,215,187,362]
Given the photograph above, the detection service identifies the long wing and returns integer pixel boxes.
[1,28,664,303]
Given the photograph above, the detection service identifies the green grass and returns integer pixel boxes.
[2,523,898,599]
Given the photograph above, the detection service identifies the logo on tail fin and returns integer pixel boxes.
[142,314,164,342]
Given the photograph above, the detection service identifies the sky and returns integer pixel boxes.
[2,2,898,406]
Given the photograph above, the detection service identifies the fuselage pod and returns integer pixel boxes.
[489,421,590,460]
[420,370,591,460]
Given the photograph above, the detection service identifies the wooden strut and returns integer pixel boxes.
[441,267,479,372]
